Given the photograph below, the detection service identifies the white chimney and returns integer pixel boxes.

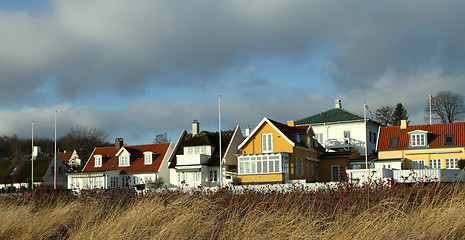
[334,99,342,109]
[192,120,200,135]
[245,126,251,137]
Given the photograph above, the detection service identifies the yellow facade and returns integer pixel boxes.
[238,119,320,184]
[379,147,465,169]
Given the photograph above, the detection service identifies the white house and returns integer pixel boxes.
[295,99,382,158]
[168,121,244,188]
[67,138,174,191]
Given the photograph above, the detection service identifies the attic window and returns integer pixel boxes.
[445,135,454,145]
[94,155,102,167]
[119,155,130,167]
[410,133,426,147]
[144,152,153,165]
[389,138,398,148]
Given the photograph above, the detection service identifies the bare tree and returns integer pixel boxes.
[426,91,465,123]
[375,106,394,126]
[58,125,111,161]
[153,133,170,143]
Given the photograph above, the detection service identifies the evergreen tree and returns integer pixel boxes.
[391,103,409,126]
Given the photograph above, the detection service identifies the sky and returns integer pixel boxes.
[0,0,464,146]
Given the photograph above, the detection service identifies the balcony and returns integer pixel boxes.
[176,154,210,166]
[325,138,365,151]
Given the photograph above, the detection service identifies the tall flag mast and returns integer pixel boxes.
[218,95,222,188]
[364,102,371,169]
[54,111,57,189]
[31,121,34,189]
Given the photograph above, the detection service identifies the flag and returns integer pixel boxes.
[430,94,437,105]
[364,102,373,126]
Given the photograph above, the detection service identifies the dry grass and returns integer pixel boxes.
[1,181,465,239]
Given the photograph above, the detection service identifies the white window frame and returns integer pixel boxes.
[429,159,441,169]
[410,133,426,147]
[119,155,130,167]
[316,133,324,144]
[262,133,273,153]
[412,160,425,169]
[144,152,153,165]
[445,158,459,169]
[238,154,283,175]
[209,170,218,182]
[94,155,102,167]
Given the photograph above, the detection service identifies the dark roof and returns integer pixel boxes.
[83,142,171,173]
[296,108,365,125]
[268,119,309,147]
[378,122,465,150]
[169,130,235,168]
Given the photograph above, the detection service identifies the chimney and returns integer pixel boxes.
[192,120,200,135]
[115,138,124,150]
[334,99,342,109]
[245,126,251,137]
[400,120,408,129]
[287,121,295,127]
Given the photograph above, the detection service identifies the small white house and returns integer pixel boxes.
[67,138,174,191]
[168,121,244,188]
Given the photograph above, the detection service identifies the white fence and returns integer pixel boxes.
[346,168,465,183]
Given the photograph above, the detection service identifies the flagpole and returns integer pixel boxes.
[54,111,57,189]
[218,95,222,188]
[364,102,368,170]
[429,93,432,125]
[31,121,34,189]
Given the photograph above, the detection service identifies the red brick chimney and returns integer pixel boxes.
[115,138,124,150]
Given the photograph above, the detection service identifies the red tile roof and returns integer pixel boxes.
[83,142,171,173]
[378,122,465,150]
[58,151,73,163]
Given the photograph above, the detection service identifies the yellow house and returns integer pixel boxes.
[237,118,324,184]
[376,120,465,170]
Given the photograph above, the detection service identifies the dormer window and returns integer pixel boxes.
[144,151,153,165]
[119,155,130,167]
[94,155,102,167]
[409,130,428,147]
[184,146,213,156]
[445,134,454,145]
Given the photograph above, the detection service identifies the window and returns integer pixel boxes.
[343,131,351,138]
[412,160,425,169]
[238,154,283,175]
[184,146,212,156]
[389,138,399,148]
[94,155,102,167]
[410,134,426,147]
[445,135,454,145]
[445,158,459,169]
[144,152,153,165]
[110,177,118,188]
[429,159,441,169]
[295,158,299,176]
[209,170,218,182]
[331,165,340,181]
[119,155,130,167]
[316,133,324,144]
[262,133,273,153]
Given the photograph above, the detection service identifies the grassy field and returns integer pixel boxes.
[1,181,465,239]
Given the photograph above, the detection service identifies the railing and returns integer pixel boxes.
[346,168,465,183]
[176,154,210,165]
[325,138,365,149]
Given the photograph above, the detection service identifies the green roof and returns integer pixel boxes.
[296,108,364,125]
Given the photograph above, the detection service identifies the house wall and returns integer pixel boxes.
[293,147,319,182]
[318,158,350,182]
[238,173,284,184]
[157,142,174,186]
[379,147,465,169]
[313,121,378,156]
